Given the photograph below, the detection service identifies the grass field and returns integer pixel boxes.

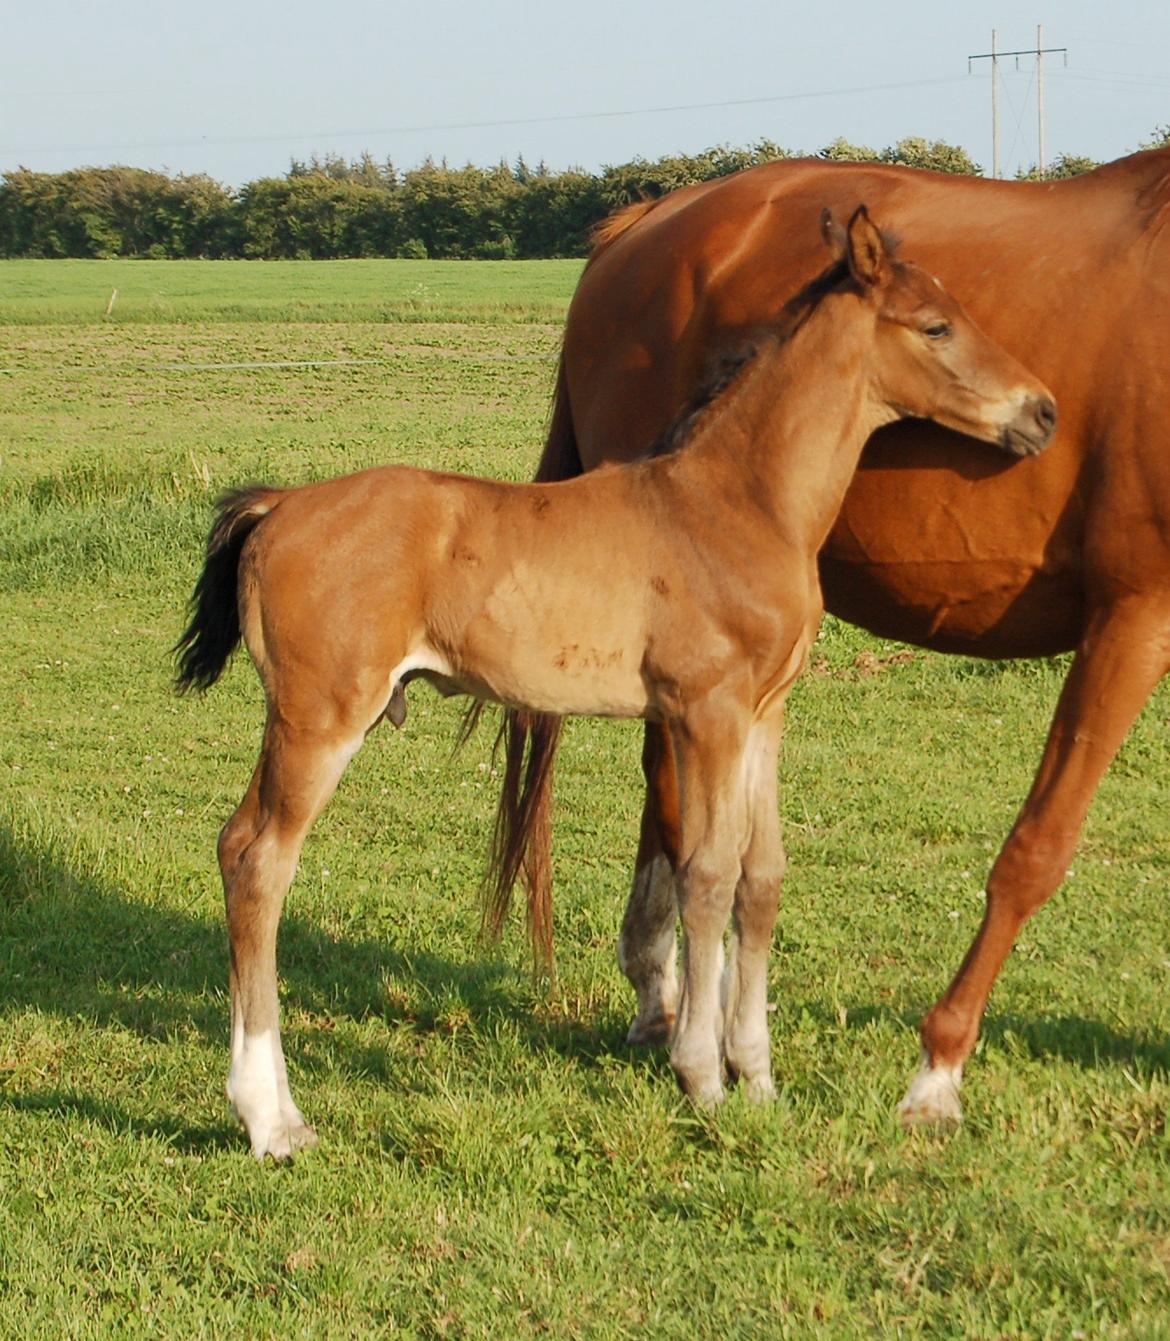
[0,258,585,327]
[2,258,1170,1339]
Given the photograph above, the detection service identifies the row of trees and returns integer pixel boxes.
[0,144,782,260]
[1,129,1166,261]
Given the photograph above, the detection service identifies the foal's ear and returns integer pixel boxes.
[844,204,889,288]
[821,208,848,261]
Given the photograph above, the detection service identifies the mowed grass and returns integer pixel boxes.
[2,258,1170,1339]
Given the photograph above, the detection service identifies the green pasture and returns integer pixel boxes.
[0,258,585,327]
[2,259,1169,1338]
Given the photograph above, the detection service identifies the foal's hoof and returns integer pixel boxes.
[688,1083,727,1111]
[897,1063,963,1131]
[742,1075,777,1104]
[674,1070,726,1110]
[626,1010,675,1047]
[249,1120,319,1162]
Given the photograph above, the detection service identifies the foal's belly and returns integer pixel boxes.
[465,644,652,719]
[449,576,654,719]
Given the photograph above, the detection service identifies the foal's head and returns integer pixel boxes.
[824,205,1056,456]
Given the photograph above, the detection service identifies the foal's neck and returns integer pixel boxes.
[683,289,888,552]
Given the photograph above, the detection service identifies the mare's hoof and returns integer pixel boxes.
[897,1064,963,1131]
[626,1011,675,1046]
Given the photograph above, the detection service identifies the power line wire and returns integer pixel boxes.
[1054,70,1170,92]
[1,74,971,159]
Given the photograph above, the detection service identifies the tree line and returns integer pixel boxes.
[1,128,1165,262]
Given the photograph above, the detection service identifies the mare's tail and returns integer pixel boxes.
[174,486,284,693]
[483,201,669,967]
[481,354,582,972]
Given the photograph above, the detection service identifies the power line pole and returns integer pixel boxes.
[1037,24,1046,177]
[968,29,1067,179]
[991,28,999,179]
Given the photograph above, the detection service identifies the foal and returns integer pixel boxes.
[177,207,1055,1158]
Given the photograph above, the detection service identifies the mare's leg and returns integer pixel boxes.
[618,723,682,1044]
[220,717,363,1159]
[900,597,1170,1127]
[722,713,786,1101]
[669,703,749,1106]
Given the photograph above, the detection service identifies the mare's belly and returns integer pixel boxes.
[818,423,1085,659]
[819,554,1083,658]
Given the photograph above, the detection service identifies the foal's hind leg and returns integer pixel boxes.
[220,717,363,1159]
[618,724,682,1044]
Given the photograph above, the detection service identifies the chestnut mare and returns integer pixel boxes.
[177,208,1052,1158]
[493,147,1170,1128]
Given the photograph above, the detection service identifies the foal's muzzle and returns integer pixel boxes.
[1001,394,1057,457]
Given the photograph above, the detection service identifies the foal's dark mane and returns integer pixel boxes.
[647,344,762,460]
[645,252,870,460]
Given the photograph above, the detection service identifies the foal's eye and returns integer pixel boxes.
[923,322,952,340]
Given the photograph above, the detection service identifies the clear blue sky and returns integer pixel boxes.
[3,1,1168,185]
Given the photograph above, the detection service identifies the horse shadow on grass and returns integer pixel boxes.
[2,1090,242,1154]
[3,819,1165,1150]
[797,996,1170,1093]
[0,819,645,1148]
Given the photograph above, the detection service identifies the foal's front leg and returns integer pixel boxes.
[721,713,785,1101]
[668,707,749,1106]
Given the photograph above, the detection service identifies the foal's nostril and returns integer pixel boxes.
[1002,392,1057,456]
[1034,396,1057,435]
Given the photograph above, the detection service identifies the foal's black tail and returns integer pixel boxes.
[174,485,284,693]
